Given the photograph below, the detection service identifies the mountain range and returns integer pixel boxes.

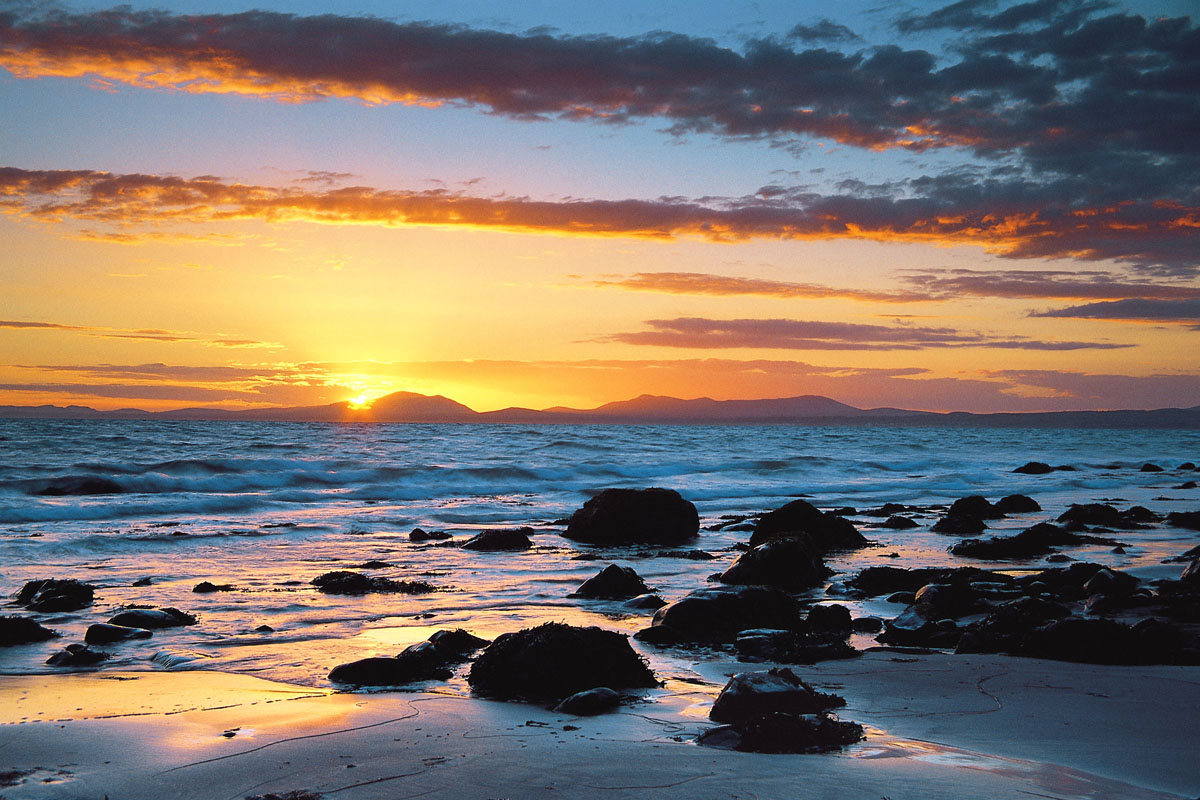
[3,392,1199,428]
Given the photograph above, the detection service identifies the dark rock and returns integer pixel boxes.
[132,577,153,587]
[246,792,322,800]
[553,686,621,716]
[1141,463,1164,472]
[848,566,1007,596]
[749,500,866,552]
[46,643,109,667]
[1016,563,1135,601]
[1013,461,1053,474]
[85,623,153,644]
[468,622,656,701]
[1177,481,1199,490]
[931,514,986,534]
[255,625,275,633]
[994,494,1041,514]
[570,564,650,599]
[956,597,1071,654]
[878,604,961,648]
[710,668,845,723]
[193,581,235,593]
[636,585,804,645]
[1181,558,1200,584]
[562,488,699,546]
[0,615,58,646]
[734,629,858,664]
[1048,553,1073,562]
[648,549,717,560]
[461,528,534,551]
[880,515,918,529]
[626,593,667,610]
[862,503,911,518]
[718,536,830,592]
[1167,511,1200,531]
[949,523,1124,561]
[15,578,95,612]
[697,712,864,754]
[428,629,490,659]
[851,616,883,633]
[1082,567,1139,597]
[1165,543,1200,563]
[1180,462,1197,471]
[329,642,453,686]
[886,591,916,604]
[310,571,438,594]
[409,528,451,542]
[1023,617,1142,664]
[352,560,393,569]
[949,496,1004,519]
[107,607,197,629]
[806,604,852,634]
[33,476,125,496]
[1058,503,1159,529]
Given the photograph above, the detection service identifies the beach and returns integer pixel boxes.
[2,420,1199,798]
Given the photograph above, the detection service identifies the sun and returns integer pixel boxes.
[347,392,371,409]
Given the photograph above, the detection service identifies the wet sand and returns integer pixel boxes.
[2,650,1197,800]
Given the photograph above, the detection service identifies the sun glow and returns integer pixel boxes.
[347,392,371,409]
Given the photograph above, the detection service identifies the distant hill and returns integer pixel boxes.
[2,393,1199,428]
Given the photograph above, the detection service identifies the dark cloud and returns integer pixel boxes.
[1031,297,1200,328]
[990,368,1200,408]
[901,269,1200,300]
[588,272,930,302]
[604,316,1130,350]
[3,167,1196,272]
[786,20,861,42]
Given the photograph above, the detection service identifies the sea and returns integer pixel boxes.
[2,419,1198,693]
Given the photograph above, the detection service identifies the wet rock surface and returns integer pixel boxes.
[949,522,1125,560]
[1057,503,1160,529]
[562,488,699,546]
[461,528,535,551]
[45,643,110,667]
[107,607,196,629]
[85,623,153,644]
[734,628,857,664]
[329,629,489,686]
[697,711,864,754]
[15,579,95,612]
[0,615,58,646]
[553,686,622,716]
[311,571,438,595]
[469,622,656,701]
[717,535,830,591]
[749,499,867,552]
[570,564,650,599]
[636,585,805,645]
[709,667,845,723]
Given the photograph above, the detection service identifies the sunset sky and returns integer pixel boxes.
[2,0,1197,413]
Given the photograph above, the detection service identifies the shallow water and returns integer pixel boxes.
[1,420,1198,687]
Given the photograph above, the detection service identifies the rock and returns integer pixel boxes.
[1180,462,1198,470]
[734,629,858,664]
[193,581,234,593]
[886,591,916,604]
[848,566,1007,596]
[1165,544,1200,563]
[553,687,622,716]
[806,604,852,634]
[329,642,453,686]
[255,625,275,633]
[1141,463,1164,472]
[310,571,438,594]
[1180,558,1200,584]
[878,601,962,648]
[1048,553,1073,562]
[710,668,845,723]
[851,616,883,633]
[717,536,830,592]
[1058,503,1158,529]
[132,577,153,587]
[570,564,650,599]
[931,514,986,534]
[636,585,805,644]
[85,623,153,644]
[1167,511,1200,531]
[994,494,1041,514]
[352,560,393,569]
[33,476,125,496]
[427,629,490,659]
[880,515,918,529]
[409,528,451,542]
[956,597,1071,655]
[1082,567,1139,597]
[949,523,1124,561]
[697,711,864,754]
[949,496,1004,519]
[562,488,699,546]
[1023,617,1143,664]
[1016,563,1136,601]
[862,503,911,518]
[0,615,58,646]
[46,643,109,667]
[461,528,534,551]
[107,607,196,629]
[749,500,867,552]
[1177,481,1199,490]
[626,593,667,610]
[1013,461,1053,474]
[468,622,656,701]
[15,579,95,612]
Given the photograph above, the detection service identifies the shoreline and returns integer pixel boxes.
[2,650,1197,799]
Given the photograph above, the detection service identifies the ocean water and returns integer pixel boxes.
[1,420,1198,689]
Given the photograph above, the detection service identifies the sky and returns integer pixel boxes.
[0,0,1197,413]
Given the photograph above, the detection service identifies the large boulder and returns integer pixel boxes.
[1058,504,1159,529]
[107,607,196,629]
[950,523,1123,561]
[709,668,845,723]
[635,585,805,645]
[329,641,453,686]
[570,565,650,599]
[461,528,535,551]
[15,579,96,612]
[468,623,656,701]
[947,496,1004,520]
[0,615,58,646]
[717,535,830,591]
[562,489,698,546]
[749,500,866,552]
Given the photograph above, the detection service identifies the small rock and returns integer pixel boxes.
[880,515,918,529]
[85,623,153,644]
[1141,463,1164,473]
[193,582,235,593]
[0,615,59,646]
[107,607,196,629]
[461,528,535,551]
[697,711,864,754]
[46,643,110,667]
[553,687,621,716]
[625,593,667,610]
[15,578,95,612]
[409,529,452,543]
[311,571,438,594]
[710,667,845,723]
[570,564,650,599]
[1013,461,1053,475]
[994,494,1041,514]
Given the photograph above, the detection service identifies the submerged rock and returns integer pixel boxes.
[553,686,622,716]
[950,523,1124,561]
[847,566,1007,597]
[85,623,153,644]
[709,667,845,723]
[192,581,235,593]
[636,585,805,645]
[570,564,650,599]
[931,513,987,534]
[1013,461,1053,474]
[1167,511,1200,531]
[562,488,699,546]
[749,499,867,552]
[880,515,918,529]
[409,528,452,543]
[311,571,438,594]
[15,578,95,612]
[994,494,1041,514]
[1057,503,1159,529]
[33,476,125,496]
[461,528,535,551]
[107,607,196,629]
[46,643,110,667]
[427,629,490,659]
[697,711,864,754]
[0,615,58,646]
[329,641,453,686]
[469,622,656,701]
[717,535,830,591]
